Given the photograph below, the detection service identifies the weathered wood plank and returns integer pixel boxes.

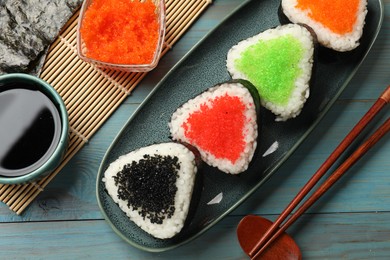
[0,212,389,259]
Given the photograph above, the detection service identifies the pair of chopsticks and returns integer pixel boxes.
[250,85,390,259]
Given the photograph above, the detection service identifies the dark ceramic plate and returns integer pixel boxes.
[96,0,384,252]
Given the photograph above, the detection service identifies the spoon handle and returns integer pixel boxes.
[253,116,390,259]
[249,85,390,258]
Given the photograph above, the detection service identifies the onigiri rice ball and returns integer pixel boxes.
[103,142,199,239]
[226,24,315,121]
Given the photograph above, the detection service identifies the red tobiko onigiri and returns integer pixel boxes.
[169,80,260,174]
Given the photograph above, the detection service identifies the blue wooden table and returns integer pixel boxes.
[1,1,389,259]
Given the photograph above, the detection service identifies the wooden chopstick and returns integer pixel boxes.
[253,117,390,259]
[250,85,390,259]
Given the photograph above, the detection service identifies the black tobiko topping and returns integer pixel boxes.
[113,154,180,224]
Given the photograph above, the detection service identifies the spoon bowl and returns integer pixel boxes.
[237,215,301,260]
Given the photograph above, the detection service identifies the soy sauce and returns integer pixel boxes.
[0,82,62,177]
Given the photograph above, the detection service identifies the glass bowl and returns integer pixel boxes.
[77,0,166,72]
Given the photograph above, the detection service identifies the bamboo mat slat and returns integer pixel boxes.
[0,0,212,215]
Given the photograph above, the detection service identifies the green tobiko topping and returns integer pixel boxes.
[234,35,304,105]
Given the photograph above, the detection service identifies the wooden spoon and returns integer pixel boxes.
[237,215,301,260]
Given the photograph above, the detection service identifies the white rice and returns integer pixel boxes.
[226,24,314,121]
[282,0,367,52]
[103,142,197,239]
[169,82,258,174]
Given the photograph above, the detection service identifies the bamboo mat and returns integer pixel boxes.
[0,0,212,215]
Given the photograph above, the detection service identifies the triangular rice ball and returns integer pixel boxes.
[226,24,315,121]
[282,0,367,51]
[169,80,260,174]
[104,142,198,239]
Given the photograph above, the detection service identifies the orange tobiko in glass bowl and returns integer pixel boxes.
[77,0,166,72]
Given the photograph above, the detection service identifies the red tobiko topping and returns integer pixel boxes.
[80,0,159,64]
[182,94,247,163]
